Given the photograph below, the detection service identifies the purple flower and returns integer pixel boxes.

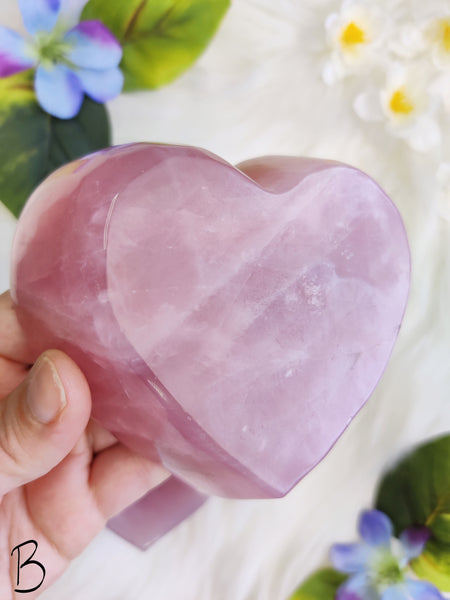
[330,510,443,600]
[0,0,123,118]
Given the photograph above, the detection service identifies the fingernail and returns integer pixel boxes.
[27,355,67,424]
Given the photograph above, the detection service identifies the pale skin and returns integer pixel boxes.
[0,291,169,598]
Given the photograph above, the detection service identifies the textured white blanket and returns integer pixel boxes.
[0,1,449,599]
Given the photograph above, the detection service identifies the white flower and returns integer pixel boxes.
[353,64,441,152]
[437,162,450,221]
[412,15,450,113]
[389,9,450,71]
[323,0,387,85]
[389,23,428,61]
[431,70,450,113]
[392,14,450,70]
[423,16,450,69]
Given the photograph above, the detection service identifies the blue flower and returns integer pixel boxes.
[0,0,123,119]
[330,510,443,600]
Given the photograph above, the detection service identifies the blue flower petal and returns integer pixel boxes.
[330,543,371,573]
[18,0,61,35]
[57,0,88,28]
[359,510,393,547]
[336,573,378,600]
[64,21,122,69]
[35,64,83,119]
[400,527,431,562]
[381,581,444,600]
[381,585,409,600]
[77,66,123,103]
[405,580,445,600]
[0,27,35,77]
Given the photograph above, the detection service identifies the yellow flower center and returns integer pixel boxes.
[389,89,415,115]
[429,18,450,53]
[340,22,366,48]
[440,20,450,52]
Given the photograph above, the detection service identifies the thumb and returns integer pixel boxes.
[0,350,91,496]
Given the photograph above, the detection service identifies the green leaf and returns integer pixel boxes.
[376,434,450,591]
[411,538,450,592]
[0,71,110,218]
[288,568,347,600]
[81,0,230,91]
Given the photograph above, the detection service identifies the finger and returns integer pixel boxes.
[0,356,29,398]
[0,349,91,495]
[25,435,169,559]
[86,419,118,454]
[90,444,169,520]
[65,419,118,461]
[0,290,34,364]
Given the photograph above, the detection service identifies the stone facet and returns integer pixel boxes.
[10,144,410,547]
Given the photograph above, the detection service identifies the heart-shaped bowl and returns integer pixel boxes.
[10,143,410,503]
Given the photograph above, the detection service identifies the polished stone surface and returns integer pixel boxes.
[10,143,410,547]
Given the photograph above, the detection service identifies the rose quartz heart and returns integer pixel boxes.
[10,143,410,547]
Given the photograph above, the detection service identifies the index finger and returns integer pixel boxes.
[0,290,36,365]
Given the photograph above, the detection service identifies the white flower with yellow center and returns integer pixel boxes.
[414,15,450,114]
[353,65,441,152]
[384,10,450,114]
[388,7,450,67]
[323,0,385,84]
[424,16,450,69]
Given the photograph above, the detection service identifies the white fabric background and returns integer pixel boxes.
[0,1,449,598]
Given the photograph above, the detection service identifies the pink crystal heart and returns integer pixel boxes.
[10,143,410,547]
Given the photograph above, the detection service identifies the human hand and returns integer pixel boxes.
[0,291,169,598]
